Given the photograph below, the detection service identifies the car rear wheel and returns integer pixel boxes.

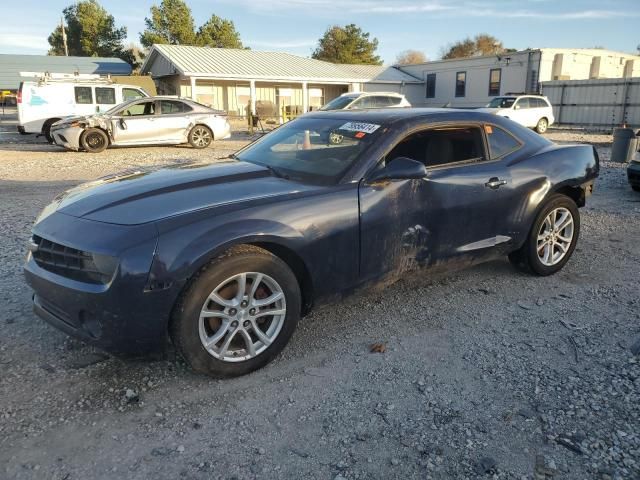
[171,246,301,377]
[80,128,109,153]
[535,117,548,134]
[508,194,580,276]
[188,125,213,149]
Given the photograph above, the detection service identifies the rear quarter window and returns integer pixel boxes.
[486,125,522,159]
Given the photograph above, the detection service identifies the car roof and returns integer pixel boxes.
[306,107,481,123]
[343,91,405,97]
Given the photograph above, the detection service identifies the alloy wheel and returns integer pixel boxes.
[536,207,574,266]
[198,272,286,362]
[192,127,211,147]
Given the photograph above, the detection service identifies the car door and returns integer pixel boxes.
[358,123,519,281]
[94,86,117,114]
[110,100,159,145]
[510,97,531,126]
[153,100,193,143]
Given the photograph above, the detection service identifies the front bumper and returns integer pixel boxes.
[50,125,82,151]
[23,212,180,355]
[628,161,640,187]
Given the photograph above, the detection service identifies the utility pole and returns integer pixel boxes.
[61,16,68,56]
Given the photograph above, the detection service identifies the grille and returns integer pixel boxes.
[31,235,107,284]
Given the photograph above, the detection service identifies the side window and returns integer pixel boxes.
[386,96,402,106]
[95,87,115,104]
[372,96,392,107]
[351,97,374,109]
[159,100,191,114]
[534,97,549,108]
[119,101,155,116]
[74,86,92,104]
[455,72,466,97]
[426,73,436,98]
[386,126,485,168]
[122,88,145,101]
[515,97,530,109]
[485,125,522,159]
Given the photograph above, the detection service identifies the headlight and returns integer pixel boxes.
[91,253,119,280]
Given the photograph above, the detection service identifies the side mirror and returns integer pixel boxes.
[119,118,127,130]
[368,157,427,183]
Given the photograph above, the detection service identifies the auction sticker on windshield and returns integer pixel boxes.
[339,122,381,134]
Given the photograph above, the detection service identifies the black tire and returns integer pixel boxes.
[188,124,213,149]
[42,118,60,143]
[171,245,301,378]
[535,117,548,134]
[508,194,580,276]
[80,128,109,153]
[632,185,640,193]
[17,126,30,135]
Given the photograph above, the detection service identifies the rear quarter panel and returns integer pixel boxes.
[506,143,598,247]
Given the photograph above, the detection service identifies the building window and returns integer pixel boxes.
[308,88,324,111]
[426,73,436,98]
[488,69,501,96]
[455,72,466,97]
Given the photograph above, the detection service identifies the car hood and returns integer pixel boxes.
[37,160,320,226]
[53,114,113,128]
[476,108,501,114]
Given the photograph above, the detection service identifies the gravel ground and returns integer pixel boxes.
[1,113,639,479]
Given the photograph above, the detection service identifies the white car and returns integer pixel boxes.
[480,95,555,134]
[320,92,411,111]
[17,73,148,142]
[50,97,231,153]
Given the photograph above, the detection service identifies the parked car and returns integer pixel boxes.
[50,97,231,153]
[320,91,411,111]
[480,94,555,133]
[24,109,598,377]
[17,73,149,142]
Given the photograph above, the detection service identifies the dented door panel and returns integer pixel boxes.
[358,157,517,281]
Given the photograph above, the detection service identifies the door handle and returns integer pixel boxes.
[485,177,507,189]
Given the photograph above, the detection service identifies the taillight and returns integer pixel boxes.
[17,82,22,104]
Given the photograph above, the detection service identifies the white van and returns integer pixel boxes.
[17,72,149,141]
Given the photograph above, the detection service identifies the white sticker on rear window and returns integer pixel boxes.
[339,122,381,134]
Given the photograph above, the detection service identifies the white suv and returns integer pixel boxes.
[481,95,555,133]
[320,92,411,111]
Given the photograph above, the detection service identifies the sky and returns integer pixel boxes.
[0,0,638,64]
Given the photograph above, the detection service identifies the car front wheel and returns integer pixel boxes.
[509,194,580,275]
[80,128,109,153]
[171,246,301,377]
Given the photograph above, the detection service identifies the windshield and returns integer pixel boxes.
[319,95,357,111]
[235,117,383,183]
[487,97,516,108]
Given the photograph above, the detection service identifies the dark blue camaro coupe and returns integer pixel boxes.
[25,109,599,377]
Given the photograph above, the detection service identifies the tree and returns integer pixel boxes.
[141,0,244,49]
[441,34,512,60]
[312,24,382,65]
[140,0,196,47]
[395,49,427,65]
[197,15,243,49]
[48,0,133,63]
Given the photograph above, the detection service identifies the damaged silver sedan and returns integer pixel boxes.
[50,97,231,153]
